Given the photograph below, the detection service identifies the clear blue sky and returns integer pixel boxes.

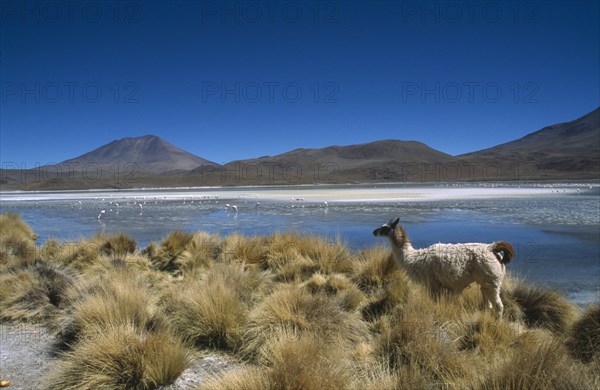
[1,0,598,166]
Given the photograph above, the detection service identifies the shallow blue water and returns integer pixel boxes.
[1,185,598,305]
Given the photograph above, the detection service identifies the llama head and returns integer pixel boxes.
[373,217,400,237]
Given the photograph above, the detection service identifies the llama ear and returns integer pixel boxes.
[390,217,400,228]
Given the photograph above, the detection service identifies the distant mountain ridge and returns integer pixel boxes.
[2,107,598,190]
[54,135,216,174]
[459,107,599,178]
[212,139,454,183]
[250,139,452,163]
[460,108,599,158]
[228,139,452,168]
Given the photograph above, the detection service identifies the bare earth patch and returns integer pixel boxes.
[0,324,57,390]
[162,350,240,389]
[0,326,238,390]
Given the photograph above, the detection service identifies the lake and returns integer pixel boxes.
[1,183,598,306]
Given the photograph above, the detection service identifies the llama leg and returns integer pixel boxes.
[491,288,504,319]
[481,286,493,311]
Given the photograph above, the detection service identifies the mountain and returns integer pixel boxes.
[54,135,216,174]
[458,108,600,179]
[197,140,454,184]
[2,108,599,190]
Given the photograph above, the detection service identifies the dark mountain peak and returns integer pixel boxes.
[525,107,599,139]
[457,107,599,179]
[227,138,451,169]
[460,107,599,158]
[57,134,216,174]
[112,134,163,145]
[134,134,160,140]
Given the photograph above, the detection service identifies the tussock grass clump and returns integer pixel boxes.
[100,233,137,256]
[266,232,352,278]
[353,248,415,321]
[141,241,158,259]
[216,232,352,281]
[203,331,355,390]
[373,296,481,389]
[151,230,194,272]
[88,254,153,273]
[39,238,63,262]
[266,246,319,282]
[0,213,37,266]
[164,279,246,350]
[203,261,274,303]
[302,273,366,311]
[351,247,399,292]
[301,235,353,275]
[482,338,594,389]
[81,254,171,291]
[457,312,521,356]
[243,285,370,359]
[176,231,222,274]
[0,213,36,239]
[163,263,271,351]
[57,267,162,347]
[52,238,105,270]
[260,330,354,390]
[0,229,37,266]
[199,366,271,390]
[505,278,578,333]
[264,234,309,281]
[220,233,270,268]
[0,260,75,323]
[351,362,428,390]
[361,277,413,321]
[51,324,189,390]
[567,304,600,363]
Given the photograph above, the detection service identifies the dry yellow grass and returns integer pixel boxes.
[0,213,36,239]
[567,304,600,363]
[481,336,593,389]
[162,269,246,350]
[176,231,222,274]
[0,261,74,323]
[243,284,371,360]
[302,272,366,311]
[220,233,270,268]
[373,294,484,389]
[99,233,137,256]
[0,213,38,267]
[503,276,579,333]
[259,330,355,390]
[46,237,105,270]
[56,266,163,347]
[160,263,273,351]
[150,230,194,272]
[199,366,271,390]
[50,324,189,389]
[351,246,401,290]
[1,214,598,389]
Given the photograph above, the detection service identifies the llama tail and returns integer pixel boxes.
[492,241,514,264]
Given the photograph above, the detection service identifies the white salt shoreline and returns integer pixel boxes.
[0,183,594,203]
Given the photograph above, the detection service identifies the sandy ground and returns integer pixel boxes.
[162,351,239,389]
[0,324,56,390]
[0,323,239,390]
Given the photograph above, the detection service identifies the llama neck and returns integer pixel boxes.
[388,228,414,265]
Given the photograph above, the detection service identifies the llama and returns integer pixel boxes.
[373,217,514,318]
